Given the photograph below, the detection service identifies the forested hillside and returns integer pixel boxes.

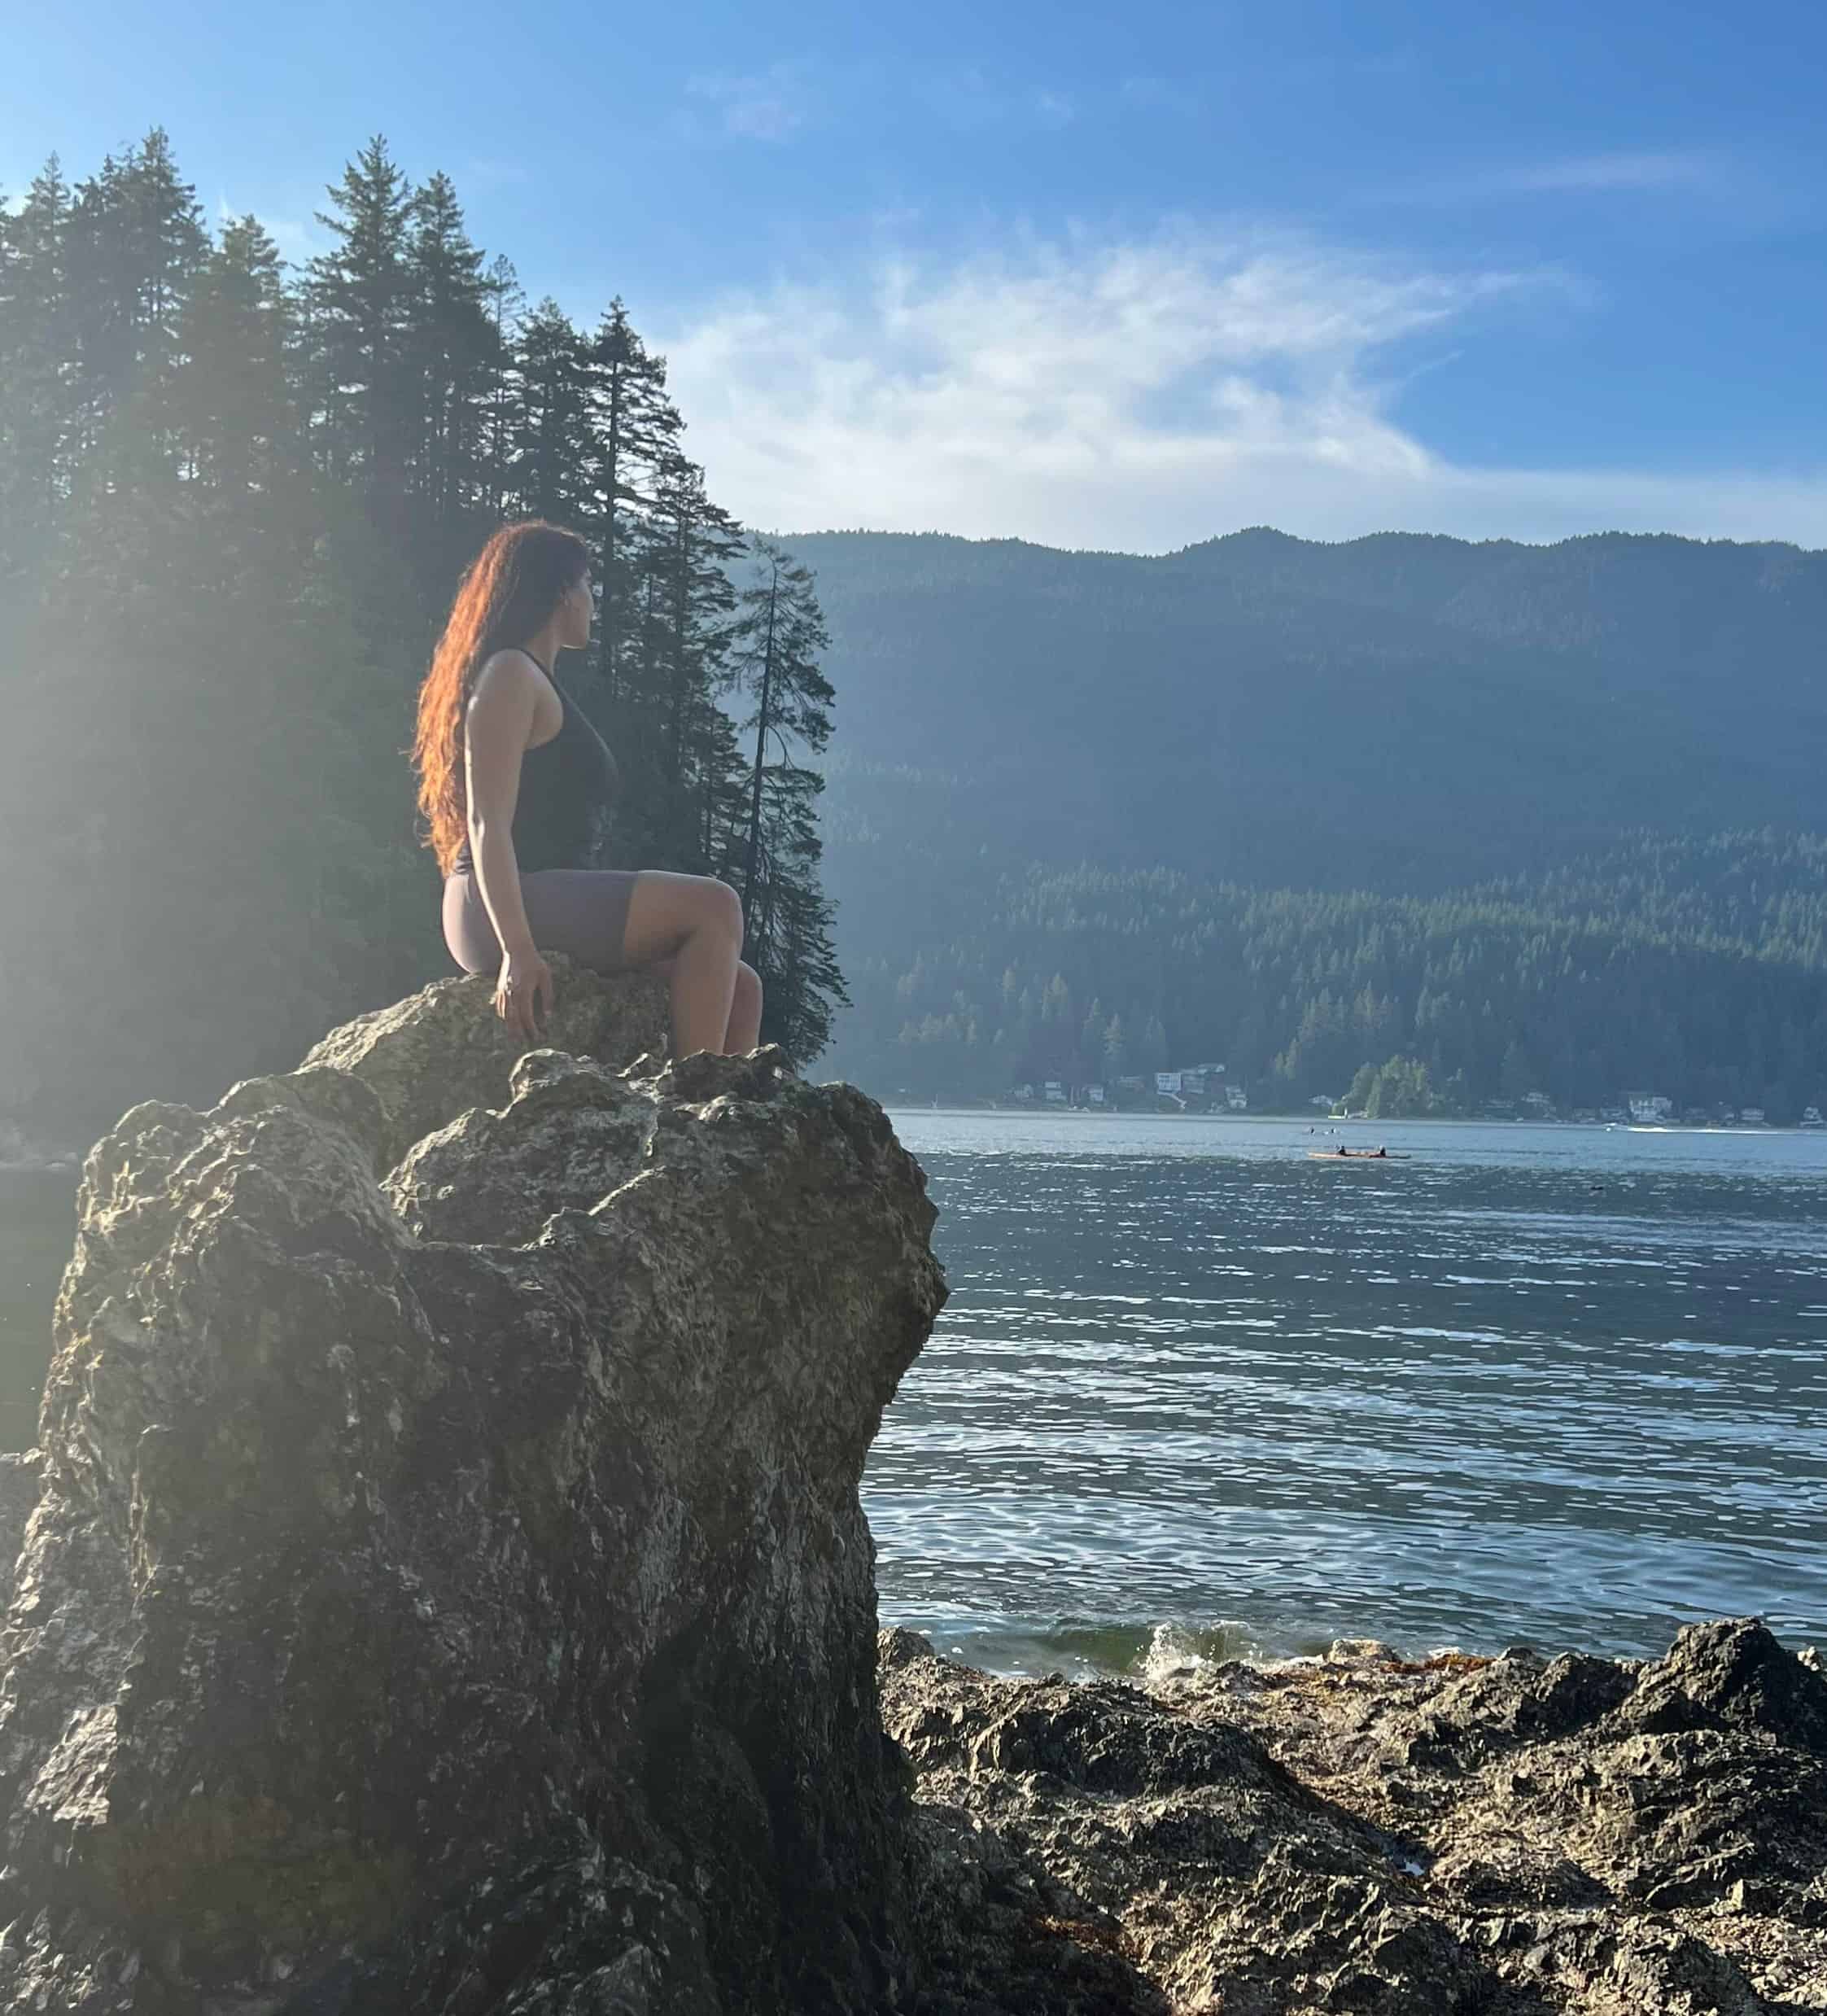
[789,531,1826,1114]
[789,525,1825,894]
[4,133,1822,1138]
[0,131,841,1140]
[821,833,1827,1121]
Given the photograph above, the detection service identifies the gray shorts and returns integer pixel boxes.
[442,868,644,977]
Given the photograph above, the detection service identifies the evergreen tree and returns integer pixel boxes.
[748,765,849,1059]
[728,539,832,903]
[588,299,682,701]
[1104,1014,1130,1081]
[478,254,523,516]
[1142,1012,1169,1076]
[611,453,744,863]
[1079,997,1108,1082]
[62,132,209,521]
[723,538,846,1057]
[304,136,416,509]
[163,216,304,562]
[0,158,76,587]
[506,297,598,527]
[0,126,853,1130]
[403,169,493,553]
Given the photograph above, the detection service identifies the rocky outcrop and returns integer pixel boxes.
[884,1620,1827,2014]
[299,956,671,1169]
[3,959,1823,2015]
[0,966,945,2013]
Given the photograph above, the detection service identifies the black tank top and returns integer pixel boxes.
[452,652,618,874]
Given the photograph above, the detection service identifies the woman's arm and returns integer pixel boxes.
[464,654,552,1037]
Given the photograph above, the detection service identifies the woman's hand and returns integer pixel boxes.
[495,946,553,1040]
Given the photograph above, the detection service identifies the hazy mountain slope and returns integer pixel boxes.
[776,527,1826,1100]
[787,525,1826,899]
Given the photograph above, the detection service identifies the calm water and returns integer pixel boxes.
[867,1113,1827,1677]
[6,1122,1825,1679]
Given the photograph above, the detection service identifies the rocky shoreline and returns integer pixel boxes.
[0,961,1817,2014]
[886,1619,1827,2013]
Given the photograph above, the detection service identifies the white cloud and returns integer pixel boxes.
[1371,149,1737,208]
[910,64,1081,133]
[1496,150,1724,194]
[683,59,824,142]
[652,223,1827,553]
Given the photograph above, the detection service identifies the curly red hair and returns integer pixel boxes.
[413,520,590,872]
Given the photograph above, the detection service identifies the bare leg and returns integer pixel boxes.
[619,872,745,1057]
[727,961,763,1052]
[641,955,765,1055]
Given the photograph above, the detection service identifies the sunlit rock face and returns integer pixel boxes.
[0,965,945,2013]
[4,957,1821,2016]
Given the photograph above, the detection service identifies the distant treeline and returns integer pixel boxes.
[825,833,1827,1121]
[0,131,841,1138]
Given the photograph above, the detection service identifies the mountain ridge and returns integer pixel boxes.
[777,523,1827,1107]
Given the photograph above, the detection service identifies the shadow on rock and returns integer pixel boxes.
[0,967,945,2014]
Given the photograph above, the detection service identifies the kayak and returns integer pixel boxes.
[1307,1150,1409,1161]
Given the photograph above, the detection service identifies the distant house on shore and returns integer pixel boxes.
[1628,1094,1673,1123]
[1043,1081,1066,1104]
[1803,1106,1825,1128]
[1225,1084,1248,1111]
[1157,1062,1230,1105]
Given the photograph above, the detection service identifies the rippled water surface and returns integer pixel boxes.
[865,1114,1827,1675]
[6,1120,1825,1678]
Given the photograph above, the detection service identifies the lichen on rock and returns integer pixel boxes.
[299,953,671,1170]
[0,964,944,2012]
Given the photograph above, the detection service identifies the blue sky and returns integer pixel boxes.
[9,0,1827,551]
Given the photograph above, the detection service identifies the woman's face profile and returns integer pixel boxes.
[562,570,595,649]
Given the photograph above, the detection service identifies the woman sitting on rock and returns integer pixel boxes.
[413,518,762,1054]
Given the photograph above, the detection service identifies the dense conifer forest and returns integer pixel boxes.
[793,533,1827,1117]
[3,134,1823,1138]
[821,833,1827,1120]
[0,132,842,1136]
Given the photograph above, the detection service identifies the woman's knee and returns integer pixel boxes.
[694,876,743,942]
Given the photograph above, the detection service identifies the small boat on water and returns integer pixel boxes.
[1307,1148,1409,1161]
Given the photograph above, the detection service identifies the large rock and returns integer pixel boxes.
[299,955,671,1167]
[0,969,946,2013]
[884,1621,1827,2014]
[8,960,1825,2016]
